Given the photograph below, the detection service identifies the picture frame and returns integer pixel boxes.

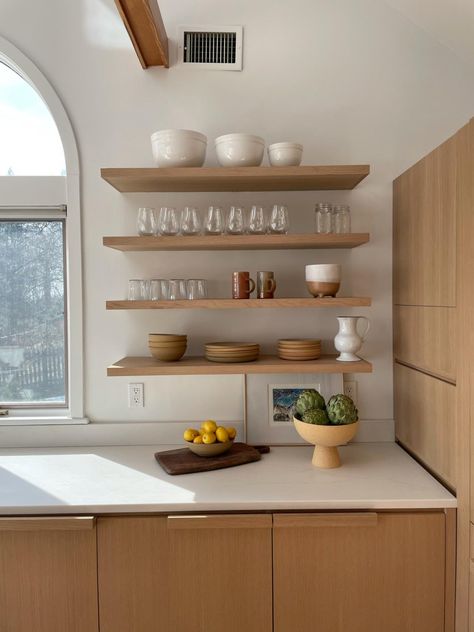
[268,384,321,426]
[246,373,343,445]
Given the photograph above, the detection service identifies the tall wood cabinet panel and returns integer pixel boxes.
[97,514,273,632]
[393,133,457,307]
[0,517,98,632]
[394,362,456,488]
[394,305,456,382]
[273,512,446,632]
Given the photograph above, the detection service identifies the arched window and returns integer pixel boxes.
[0,37,84,424]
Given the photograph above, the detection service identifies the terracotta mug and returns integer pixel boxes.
[232,271,255,299]
[257,271,276,299]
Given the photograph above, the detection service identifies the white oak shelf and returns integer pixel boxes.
[107,354,373,376]
[100,165,370,192]
[106,297,372,310]
[103,233,370,251]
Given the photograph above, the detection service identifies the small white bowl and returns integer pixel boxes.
[268,142,303,167]
[305,264,341,282]
[215,133,265,167]
[151,129,207,168]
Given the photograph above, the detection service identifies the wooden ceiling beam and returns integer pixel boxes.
[115,0,169,68]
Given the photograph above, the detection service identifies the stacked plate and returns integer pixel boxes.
[205,342,260,363]
[278,339,321,361]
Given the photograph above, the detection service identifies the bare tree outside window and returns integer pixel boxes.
[0,220,66,405]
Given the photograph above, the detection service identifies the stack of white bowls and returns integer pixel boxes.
[151,129,207,167]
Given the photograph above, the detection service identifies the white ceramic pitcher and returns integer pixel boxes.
[334,316,370,362]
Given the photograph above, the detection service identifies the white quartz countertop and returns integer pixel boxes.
[0,443,455,515]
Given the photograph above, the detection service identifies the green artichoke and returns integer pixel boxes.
[295,390,326,417]
[326,394,358,425]
[302,408,329,425]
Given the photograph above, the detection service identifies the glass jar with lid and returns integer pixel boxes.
[314,203,333,233]
[333,204,351,233]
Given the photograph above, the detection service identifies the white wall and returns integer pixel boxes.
[1,0,474,435]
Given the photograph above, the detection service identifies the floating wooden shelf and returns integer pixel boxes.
[103,233,370,251]
[100,165,370,193]
[107,355,373,376]
[106,297,371,310]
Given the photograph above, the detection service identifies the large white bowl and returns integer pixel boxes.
[215,133,265,167]
[268,142,303,167]
[151,129,207,168]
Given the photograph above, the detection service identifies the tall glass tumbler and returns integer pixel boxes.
[204,206,224,235]
[137,208,157,236]
[248,206,267,234]
[226,206,245,235]
[269,205,289,234]
[181,207,202,235]
[159,207,180,236]
[168,279,187,300]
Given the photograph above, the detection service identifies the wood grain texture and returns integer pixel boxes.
[394,362,456,488]
[100,165,370,192]
[394,305,456,382]
[0,516,95,531]
[0,521,98,632]
[103,232,370,251]
[273,511,446,632]
[454,120,474,632]
[273,512,378,528]
[107,354,373,376]
[167,514,272,529]
[155,443,262,475]
[445,509,457,632]
[393,133,457,307]
[106,297,372,310]
[98,515,272,632]
[114,0,168,68]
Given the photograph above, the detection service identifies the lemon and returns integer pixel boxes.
[183,428,199,442]
[216,427,229,443]
[202,432,217,444]
[201,419,217,434]
[226,426,237,440]
[193,435,203,444]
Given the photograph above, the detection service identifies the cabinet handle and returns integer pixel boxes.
[167,514,272,530]
[273,513,378,528]
[0,517,95,531]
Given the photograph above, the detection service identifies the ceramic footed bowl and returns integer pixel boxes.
[293,417,359,468]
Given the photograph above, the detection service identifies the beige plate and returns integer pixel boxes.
[278,339,321,344]
[205,349,259,355]
[206,341,259,349]
[187,440,233,457]
[206,355,259,363]
[279,354,320,361]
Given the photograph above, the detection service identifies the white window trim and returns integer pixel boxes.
[0,36,86,425]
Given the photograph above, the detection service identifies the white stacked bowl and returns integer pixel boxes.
[268,142,303,166]
[151,129,207,167]
[215,133,265,167]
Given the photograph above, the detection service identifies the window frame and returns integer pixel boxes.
[0,37,86,425]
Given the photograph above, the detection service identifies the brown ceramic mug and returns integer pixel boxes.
[232,271,256,299]
[257,271,276,299]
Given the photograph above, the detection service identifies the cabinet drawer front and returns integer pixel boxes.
[0,516,95,531]
[167,514,272,530]
[273,513,377,528]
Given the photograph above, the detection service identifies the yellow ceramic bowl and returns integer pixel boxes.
[187,440,233,457]
[149,346,186,362]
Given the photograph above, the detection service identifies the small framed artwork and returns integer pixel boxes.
[246,373,343,444]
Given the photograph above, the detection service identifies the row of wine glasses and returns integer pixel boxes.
[128,278,208,301]
[137,205,289,236]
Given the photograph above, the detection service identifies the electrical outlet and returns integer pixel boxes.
[343,380,357,404]
[128,383,144,408]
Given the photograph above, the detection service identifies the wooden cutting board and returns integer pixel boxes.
[155,443,269,475]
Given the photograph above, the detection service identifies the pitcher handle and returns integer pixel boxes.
[358,317,370,342]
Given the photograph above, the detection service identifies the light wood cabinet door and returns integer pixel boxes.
[98,514,273,632]
[0,517,98,632]
[273,512,446,632]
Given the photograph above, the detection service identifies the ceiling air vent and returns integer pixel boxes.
[178,26,243,70]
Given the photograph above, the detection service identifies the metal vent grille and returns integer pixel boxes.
[178,26,243,70]
[184,31,237,64]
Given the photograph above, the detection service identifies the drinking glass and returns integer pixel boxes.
[248,205,266,234]
[128,279,149,300]
[150,279,166,301]
[269,205,289,234]
[204,206,224,235]
[315,202,333,233]
[181,207,202,235]
[226,206,245,235]
[333,204,351,233]
[159,207,180,235]
[159,279,170,300]
[168,279,187,300]
[137,208,157,236]
[187,279,208,299]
